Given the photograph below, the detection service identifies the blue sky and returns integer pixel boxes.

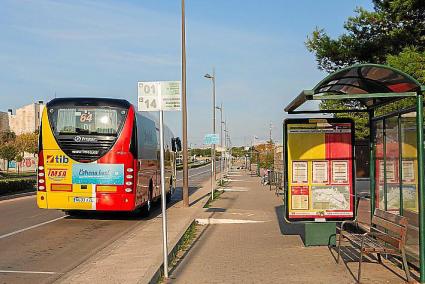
[0,0,373,146]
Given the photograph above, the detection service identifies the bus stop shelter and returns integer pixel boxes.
[284,63,425,282]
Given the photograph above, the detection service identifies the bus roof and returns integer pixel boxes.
[46,97,132,109]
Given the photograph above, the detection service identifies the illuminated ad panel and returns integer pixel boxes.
[284,118,355,222]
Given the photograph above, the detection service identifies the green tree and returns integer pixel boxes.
[306,1,425,140]
[306,0,425,73]
[0,144,18,172]
[16,132,38,155]
[0,130,16,144]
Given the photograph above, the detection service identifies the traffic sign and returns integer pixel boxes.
[204,134,219,145]
[138,81,181,112]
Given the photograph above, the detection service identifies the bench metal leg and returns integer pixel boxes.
[337,231,343,263]
[358,249,363,283]
[377,253,382,263]
[401,250,411,283]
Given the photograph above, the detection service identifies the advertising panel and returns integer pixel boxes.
[284,118,355,222]
[72,164,124,185]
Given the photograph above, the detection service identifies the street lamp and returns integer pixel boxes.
[204,69,216,200]
[216,103,224,181]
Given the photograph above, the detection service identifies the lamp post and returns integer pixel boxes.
[216,103,223,181]
[204,69,216,200]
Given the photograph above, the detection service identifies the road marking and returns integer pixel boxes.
[220,188,248,192]
[196,218,267,225]
[0,270,59,275]
[0,216,67,240]
[176,169,210,182]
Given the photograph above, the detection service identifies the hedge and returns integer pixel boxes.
[0,178,36,195]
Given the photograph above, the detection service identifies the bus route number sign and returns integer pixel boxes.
[138,82,160,111]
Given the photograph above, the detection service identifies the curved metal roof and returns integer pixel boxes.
[285,64,424,113]
[312,64,423,107]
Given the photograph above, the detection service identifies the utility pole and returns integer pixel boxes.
[181,0,189,207]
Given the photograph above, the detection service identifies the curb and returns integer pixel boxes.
[0,191,36,201]
[148,219,197,284]
[148,186,213,283]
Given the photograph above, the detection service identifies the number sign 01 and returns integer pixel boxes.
[138,82,160,111]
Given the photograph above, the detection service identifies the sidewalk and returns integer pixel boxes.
[57,180,212,284]
[169,169,415,284]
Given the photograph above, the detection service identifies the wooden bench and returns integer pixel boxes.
[337,208,411,283]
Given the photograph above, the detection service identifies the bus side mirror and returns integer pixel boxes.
[172,138,177,152]
[176,137,182,152]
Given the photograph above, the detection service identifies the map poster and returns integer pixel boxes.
[331,161,348,184]
[312,161,328,184]
[402,160,415,182]
[311,185,350,210]
[291,186,309,210]
[292,161,308,184]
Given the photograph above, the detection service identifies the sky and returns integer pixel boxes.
[0,0,374,146]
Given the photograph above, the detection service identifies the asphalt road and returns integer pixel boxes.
[0,163,217,284]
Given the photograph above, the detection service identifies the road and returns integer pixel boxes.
[0,163,217,284]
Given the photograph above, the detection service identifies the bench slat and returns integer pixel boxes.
[370,228,401,249]
[374,209,408,226]
[372,215,405,237]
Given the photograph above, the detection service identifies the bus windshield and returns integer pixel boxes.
[48,107,127,136]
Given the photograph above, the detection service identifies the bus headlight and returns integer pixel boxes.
[126,168,134,173]
[125,181,133,186]
[126,175,133,179]
[38,179,45,184]
[125,188,132,193]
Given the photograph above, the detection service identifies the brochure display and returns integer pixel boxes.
[284,118,355,222]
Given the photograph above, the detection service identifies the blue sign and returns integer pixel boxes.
[72,164,124,185]
[204,134,219,145]
[8,161,16,168]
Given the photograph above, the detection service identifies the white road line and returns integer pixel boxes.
[220,189,248,192]
[195,218,267,225]
[0,216,67,240]
[176,169,211,182]
[0,270,59,275]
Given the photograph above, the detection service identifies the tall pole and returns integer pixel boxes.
[416,93,425,283]
[159,110,168,278]
[181,0,189,207]
[211,68,216,200]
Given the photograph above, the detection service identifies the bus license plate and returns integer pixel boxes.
[73,197,95,203]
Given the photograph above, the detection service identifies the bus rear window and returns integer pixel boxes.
[49,108,127,136]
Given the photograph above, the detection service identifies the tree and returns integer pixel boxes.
[16,132,38,156]
[0,130,16,144]
[0,144,18,172]
[305,1,425,140]
[306,1,425,73]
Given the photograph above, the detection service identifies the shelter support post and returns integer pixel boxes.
[369,111,376,221]
[416,93,425,283]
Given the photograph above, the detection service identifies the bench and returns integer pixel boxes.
[337,208,411,283]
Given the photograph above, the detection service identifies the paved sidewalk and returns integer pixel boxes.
[57,180,212,284]
[169,169,415,284]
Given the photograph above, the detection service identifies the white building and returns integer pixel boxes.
[8,101,44,135]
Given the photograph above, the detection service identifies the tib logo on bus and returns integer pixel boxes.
[46,155,69,164]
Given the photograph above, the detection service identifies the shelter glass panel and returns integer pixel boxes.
[400,111,419,265]
[374,120,384,210]
[384,117,400,213]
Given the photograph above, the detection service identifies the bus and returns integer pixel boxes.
[37,97,178,215]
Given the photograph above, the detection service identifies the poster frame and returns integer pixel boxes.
[283,118,356,223]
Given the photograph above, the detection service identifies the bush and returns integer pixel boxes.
[0,178,36,195]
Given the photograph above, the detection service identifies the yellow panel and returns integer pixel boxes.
[97,185,117,192]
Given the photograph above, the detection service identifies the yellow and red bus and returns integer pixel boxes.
[37,97,177,215]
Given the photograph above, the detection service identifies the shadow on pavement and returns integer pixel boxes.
[274,205,305,237]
